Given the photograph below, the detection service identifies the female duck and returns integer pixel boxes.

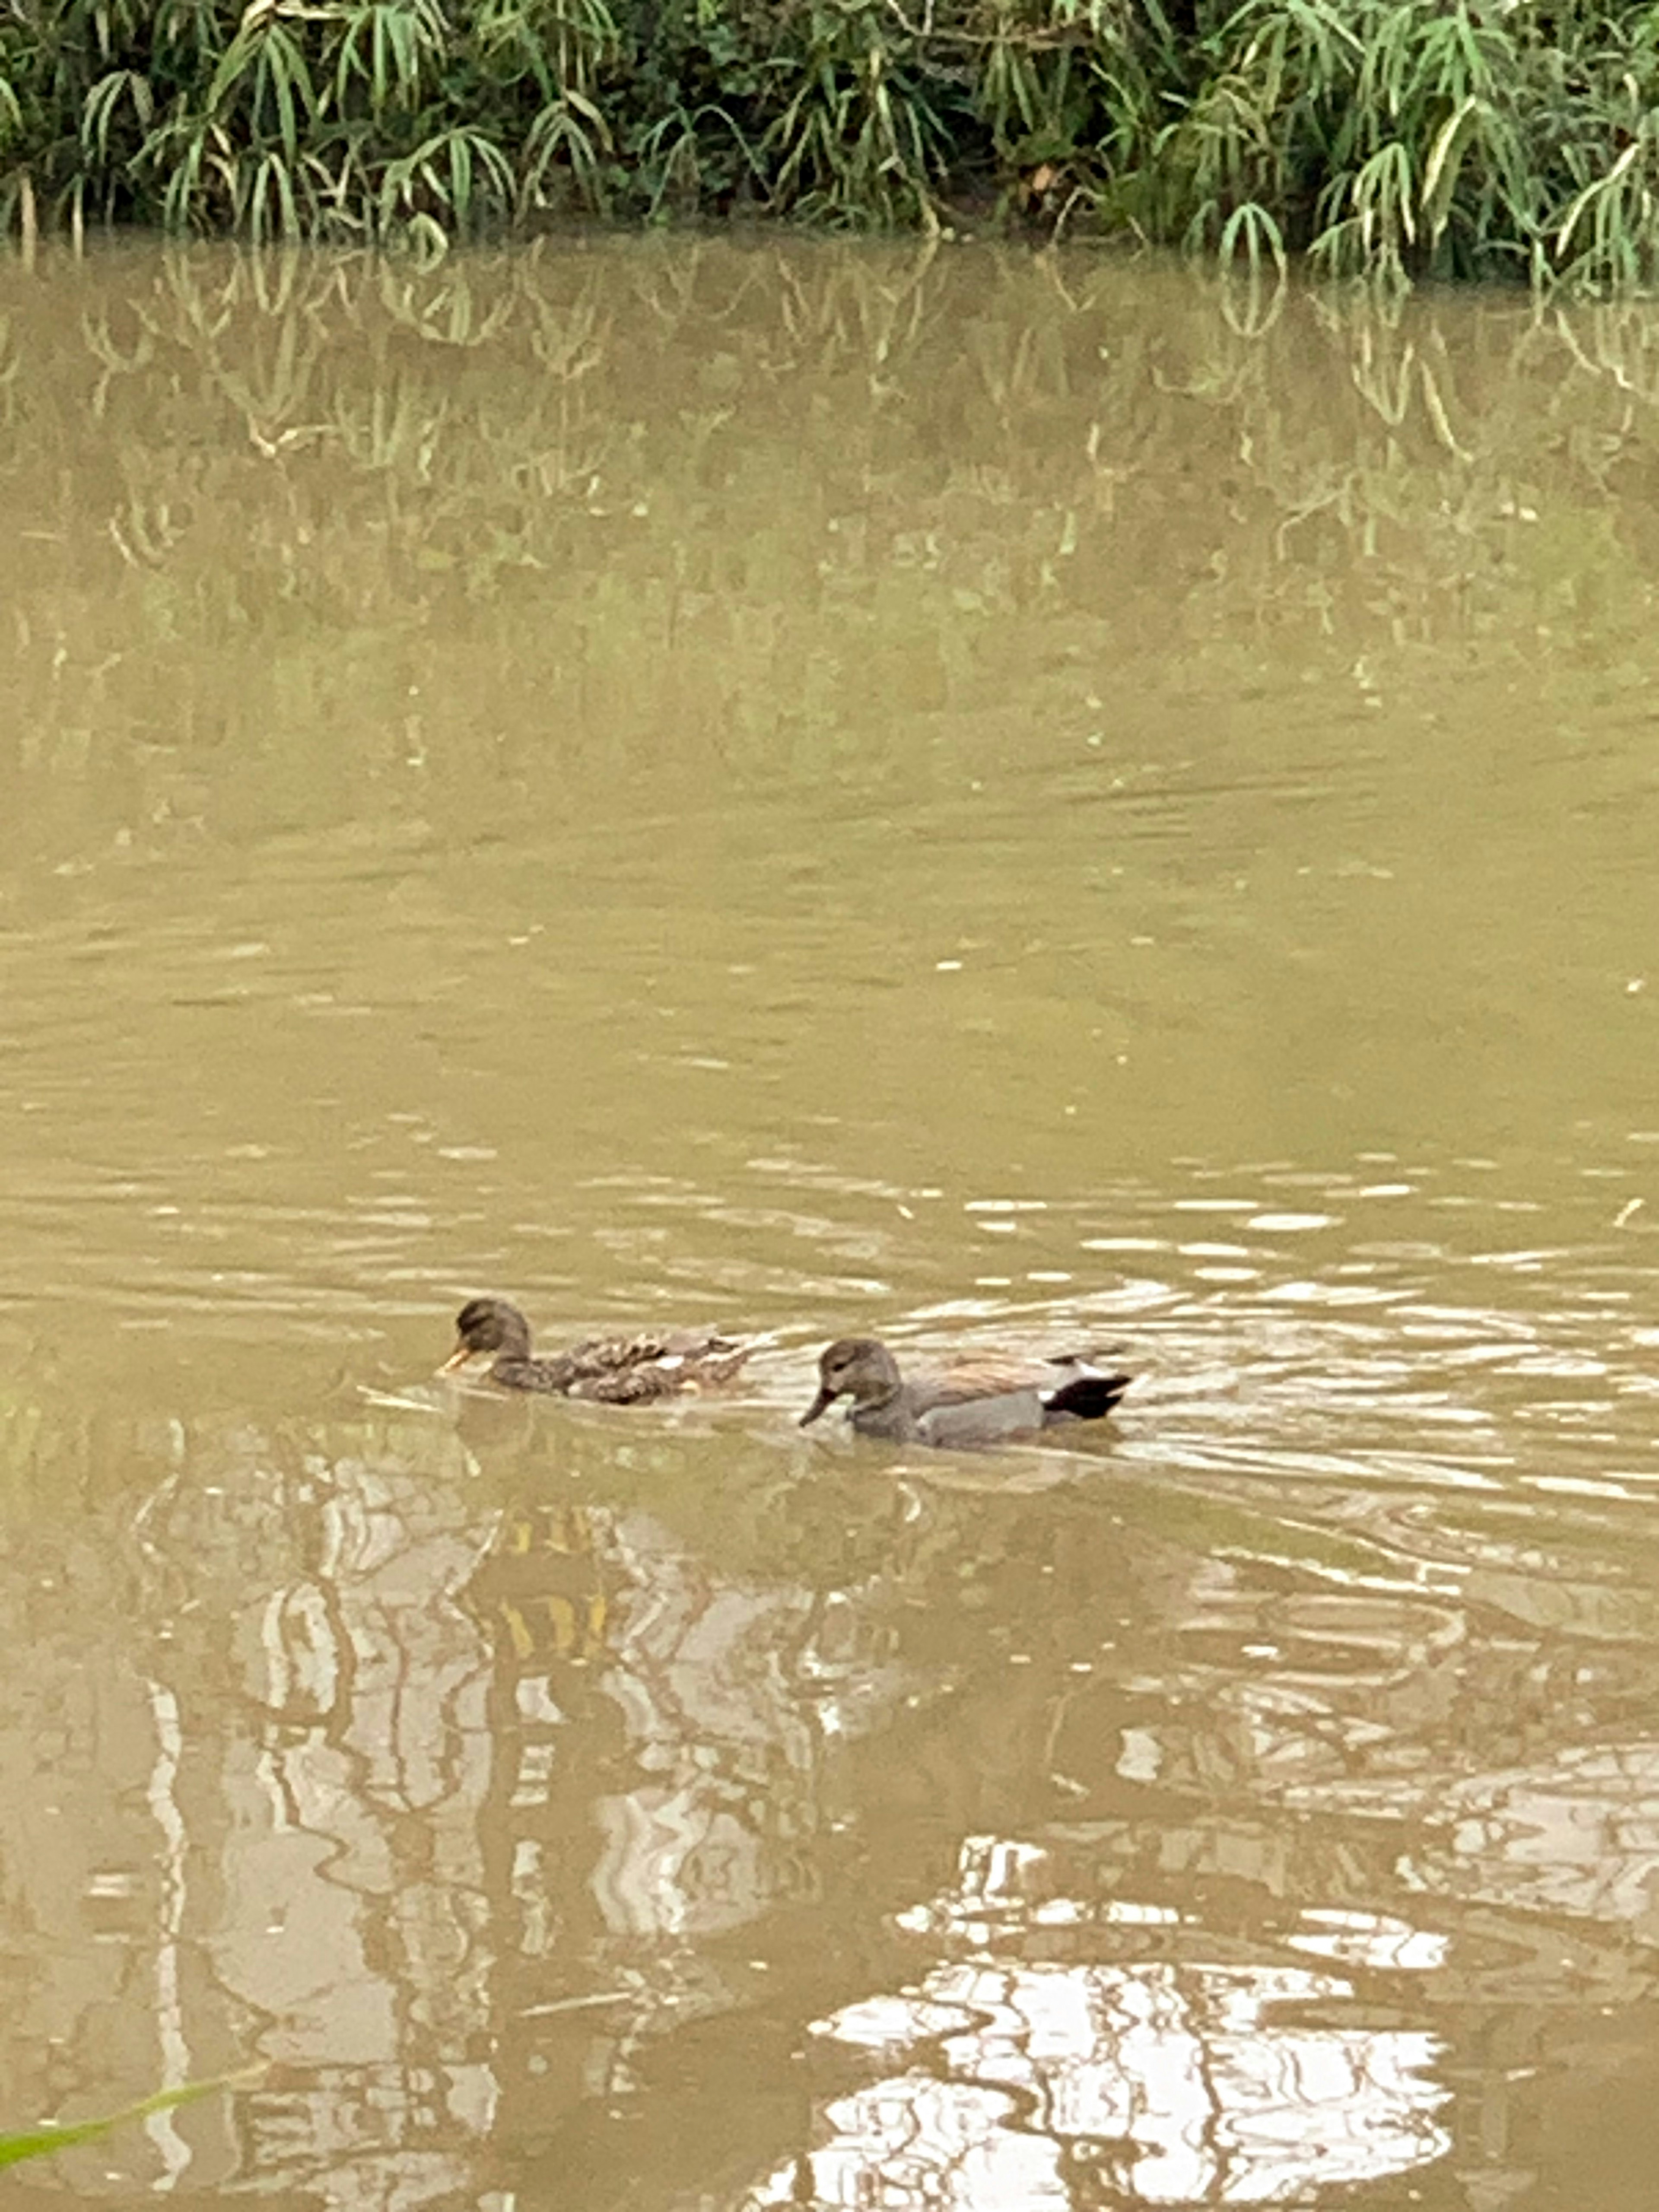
[800,1335,1131,1448]
[442,1297,751,1402]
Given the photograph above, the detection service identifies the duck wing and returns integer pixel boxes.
[911,1351,1132,1428]
[574,1362,683,1403]
[558,1329,744,1379]
[909,1352,1075,1408]
[567,1335,752,1401]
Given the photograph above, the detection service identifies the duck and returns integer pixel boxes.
[440,1297,751,1402]
[799,1335,1131,1448]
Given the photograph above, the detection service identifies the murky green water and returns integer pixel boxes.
[2,235,1657,2209]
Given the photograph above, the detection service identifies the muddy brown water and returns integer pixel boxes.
[1,235,1657,2209]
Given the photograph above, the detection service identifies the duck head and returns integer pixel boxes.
[441,1297,533,1371]
[799,1336,903,1425]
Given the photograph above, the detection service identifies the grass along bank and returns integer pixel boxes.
[5,0,1659,288]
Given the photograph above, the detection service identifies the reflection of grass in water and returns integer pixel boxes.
[3,229,1659,900]
[0,2072,257,2170]
[11,239,1657,688]
[6,0,1659,285]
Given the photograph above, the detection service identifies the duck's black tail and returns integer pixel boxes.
[1046,1371,1133,1421]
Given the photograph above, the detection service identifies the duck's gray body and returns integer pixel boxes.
[800,1336,1131,1449]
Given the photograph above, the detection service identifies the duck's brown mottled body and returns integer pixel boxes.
[442,1298,750,1401]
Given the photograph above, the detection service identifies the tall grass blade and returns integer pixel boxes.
[1,2073,258,2172]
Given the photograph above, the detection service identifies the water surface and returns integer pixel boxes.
[1,235,1657,2209]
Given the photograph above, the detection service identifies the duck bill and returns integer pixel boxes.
[798,1385,839,1428]
[439,1343,474,1375]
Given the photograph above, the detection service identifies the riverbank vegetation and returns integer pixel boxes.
[4,0,1659,286]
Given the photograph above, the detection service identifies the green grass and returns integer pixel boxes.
[0,2074,254,2170]
[8,0,1659,285]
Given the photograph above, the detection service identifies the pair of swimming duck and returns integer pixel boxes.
[442,1296,1132,1449]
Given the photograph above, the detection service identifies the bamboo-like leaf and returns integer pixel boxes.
[1556,139,1639,256]
[1420,91,1475,245]
[1,2074,259,2172]
[82,70,154,160]
[258,26,313,156]
[449,128,472,222]
[207,28,262,115]
[1220,196,1286,276]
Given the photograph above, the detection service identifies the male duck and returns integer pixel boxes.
[799,1335,1131,1448]
[441,1297,751,1402]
